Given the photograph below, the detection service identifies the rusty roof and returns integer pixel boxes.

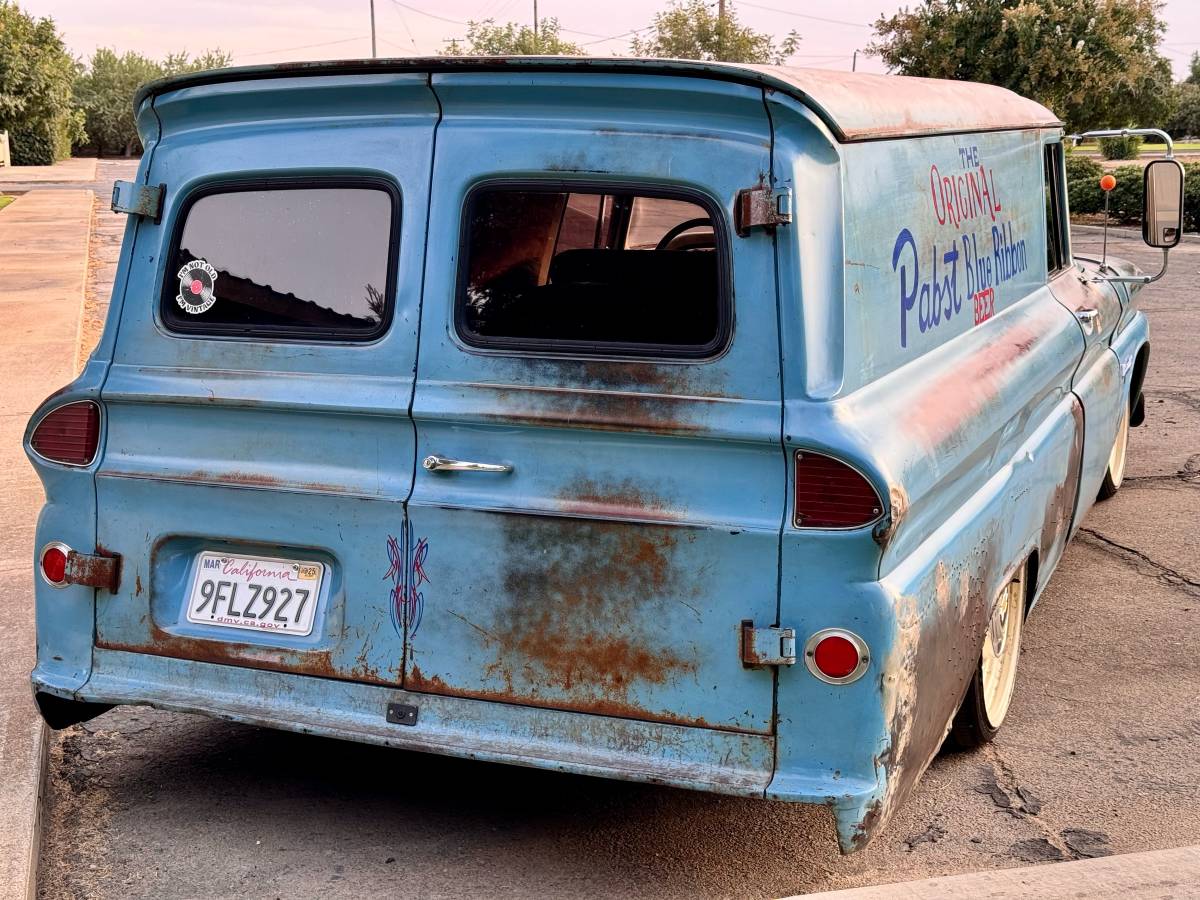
[134,57,1061,143]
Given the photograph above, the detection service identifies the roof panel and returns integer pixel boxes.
[135,57,1061,143]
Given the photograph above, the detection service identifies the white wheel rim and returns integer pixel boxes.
[980,572,1024,728]
[1108,404,1130,489]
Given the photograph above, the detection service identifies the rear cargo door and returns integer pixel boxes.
[403,73,785,733]
[94,74,438,686]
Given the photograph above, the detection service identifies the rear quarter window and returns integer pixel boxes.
[456,184,730,358]
[161,181,398,341]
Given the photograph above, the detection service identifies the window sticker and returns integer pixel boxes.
[176,259,218,314]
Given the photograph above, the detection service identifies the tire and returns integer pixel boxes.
[948,562,1026,750]
[1097,401,1130,500]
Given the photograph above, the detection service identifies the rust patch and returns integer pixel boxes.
[1041,395,1084,564]
[467,357,732,436]
[134,574,143,597]
[406,511,711,728]
[65,549,121,593]
[872,484,909,548]
[117,469,351,494]
[98,621,398,688]
[554,478,684,522]
[407,665,714,731]
[870,528,1002,847]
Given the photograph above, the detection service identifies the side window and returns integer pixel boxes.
[161,183,397,341]
[457,186,728,357]
[1043,143,1069,275]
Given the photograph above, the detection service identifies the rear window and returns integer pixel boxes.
[457,185,728,357]
[161,182,397,341]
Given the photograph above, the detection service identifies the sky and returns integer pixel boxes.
[20,0,1200,80]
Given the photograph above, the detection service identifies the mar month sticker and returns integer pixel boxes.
[176,259,218,314]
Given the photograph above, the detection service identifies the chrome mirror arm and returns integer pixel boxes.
[1068,128,1174,159]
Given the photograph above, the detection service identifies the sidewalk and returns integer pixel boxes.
[0,190,92,900]
[795,845,1200,899]
[0,158,97,185]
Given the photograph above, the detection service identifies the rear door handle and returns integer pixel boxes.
[422,455,513,474]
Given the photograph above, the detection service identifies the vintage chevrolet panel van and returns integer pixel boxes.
[24,59,1183,851]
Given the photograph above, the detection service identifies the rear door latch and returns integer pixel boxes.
[735,183,793,236]
[111,181,164,223]
[741,621,797,667]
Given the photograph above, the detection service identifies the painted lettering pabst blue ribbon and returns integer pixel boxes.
[893,145,1029,348]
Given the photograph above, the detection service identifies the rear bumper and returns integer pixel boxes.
[34,647,885,850]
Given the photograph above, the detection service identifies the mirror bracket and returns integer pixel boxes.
[1087,248,1170,286]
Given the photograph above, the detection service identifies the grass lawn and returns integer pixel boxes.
[0,195,13,211]
[1075,141,1200,153]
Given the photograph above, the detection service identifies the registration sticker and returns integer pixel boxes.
[185,552,324,636]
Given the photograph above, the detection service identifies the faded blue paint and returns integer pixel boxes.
[23,60,1152,854]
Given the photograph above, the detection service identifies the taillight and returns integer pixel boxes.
[804,629,870,684]
[30,401,100,466]
[793,450,883,529]
[40,542,71,589]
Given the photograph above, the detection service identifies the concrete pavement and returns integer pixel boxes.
[0,190,92,900]
[797,845,1200,899]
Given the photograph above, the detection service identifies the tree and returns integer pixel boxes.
[870,0,1174,133]
[1168,82,1200,139]
[74,48,231,156]
[442,18,584,56]
[631,0,799,64]
[0,2,84,165]
[1185,51,1200,86]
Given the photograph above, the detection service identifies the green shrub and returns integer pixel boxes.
[1103,165,1146,224]
[1183,163,1200,232]
[1065,155,1105,214]
[8,124,57,166]
[1097,135,1143,160]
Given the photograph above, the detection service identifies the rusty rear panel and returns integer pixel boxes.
[403,73,785,733]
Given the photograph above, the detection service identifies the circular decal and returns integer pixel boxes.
[176,259,218,314]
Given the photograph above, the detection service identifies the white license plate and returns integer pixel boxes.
[185,552,324,636]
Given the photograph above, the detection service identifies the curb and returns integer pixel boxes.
[790,844,1200,899]
[25,723,47,900]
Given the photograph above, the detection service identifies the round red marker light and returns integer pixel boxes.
[41,544,69,586]
[1100,174,1117,192]
[814,635,860,679]
[805,629,869,684]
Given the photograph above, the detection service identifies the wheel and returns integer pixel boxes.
[1097,401,1130,500]
[948,563,1026,750]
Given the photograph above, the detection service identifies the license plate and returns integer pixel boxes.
[185,552,324,636]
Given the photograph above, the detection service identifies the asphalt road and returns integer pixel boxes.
[34,227,1200,898]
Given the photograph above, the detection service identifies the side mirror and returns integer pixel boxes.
[1143,158,1185,249]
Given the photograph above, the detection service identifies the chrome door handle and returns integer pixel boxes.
[422,455,513,474]
[1075,308,1100,328]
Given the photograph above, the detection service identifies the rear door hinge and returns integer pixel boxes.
[111,181,164,224]
[66,550,121,593]
[736,183,792,236]
[741,621,797,667]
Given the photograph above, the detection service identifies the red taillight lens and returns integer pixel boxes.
[30,401,100,466]
[805,629,869,684]
[793,451,883,528]
[40,544,69,587]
